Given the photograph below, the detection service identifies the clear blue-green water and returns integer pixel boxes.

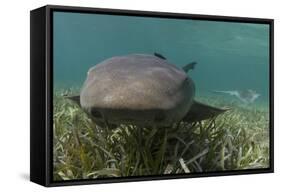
[53,11,270,108]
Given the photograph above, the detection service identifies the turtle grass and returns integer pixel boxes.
[53,89,270,181]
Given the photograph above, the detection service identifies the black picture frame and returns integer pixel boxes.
[30,4,274,187]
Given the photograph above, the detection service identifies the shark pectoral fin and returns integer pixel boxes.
[182,61,197,73]
[65,95,81,106]
[182,101,229,123]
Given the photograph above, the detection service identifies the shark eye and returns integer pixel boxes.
[154,113,165,122]
[90,109,102,118]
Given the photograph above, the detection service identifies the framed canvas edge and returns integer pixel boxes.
[30,4,274,187]
[30,6,48,186]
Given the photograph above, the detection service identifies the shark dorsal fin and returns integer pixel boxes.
[182,62,197,73]
[154,52,166,60]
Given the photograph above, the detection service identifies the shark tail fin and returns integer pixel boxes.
[182,100,229,123]
[182,62,197,73]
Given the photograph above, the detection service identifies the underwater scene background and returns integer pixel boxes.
[53,11,270,181]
